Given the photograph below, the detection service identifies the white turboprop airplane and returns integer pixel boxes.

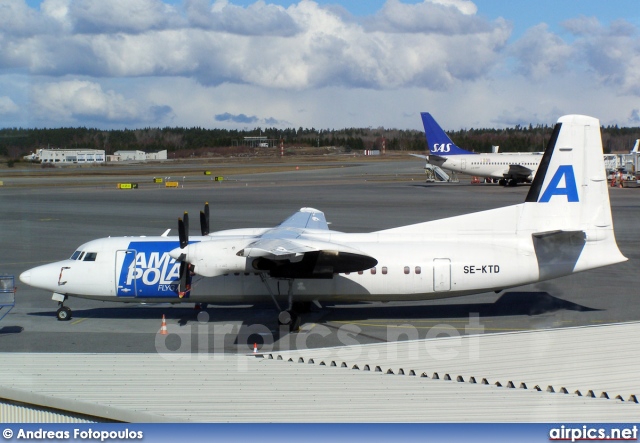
[416,112,543,186]
[20,115,626,330]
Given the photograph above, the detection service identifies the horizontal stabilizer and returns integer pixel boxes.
[532,230,586,280]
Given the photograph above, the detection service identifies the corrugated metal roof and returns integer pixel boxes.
[1,400,96,423]
[269,321,640,404]
[0,322,638,422]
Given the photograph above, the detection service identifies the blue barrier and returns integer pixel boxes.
[0,275,15,322]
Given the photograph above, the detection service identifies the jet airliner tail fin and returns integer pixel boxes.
[421,112,475,156]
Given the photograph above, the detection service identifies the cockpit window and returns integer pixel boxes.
[83,252,97,261]
[77,252,85,261]
[70,251,81,260]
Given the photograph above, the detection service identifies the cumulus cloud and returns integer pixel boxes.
[215,112,258,123]
[510,23,573,81]
[0,0,510,91]
[69,0,180,34]
[214,112,286,126]
[30,80,173,124]
[0,0,45,36]
[365,0,490,34]
[185,0,299,36]
[563,18,640,96]
[0,96,19,115]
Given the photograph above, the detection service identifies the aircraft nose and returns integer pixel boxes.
[19,263,64,291]
[19,270,31,285]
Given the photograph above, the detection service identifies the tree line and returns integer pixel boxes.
[1,123,638,159]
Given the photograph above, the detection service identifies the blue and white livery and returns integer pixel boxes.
[417,112,543,186]
[20,115,627,330]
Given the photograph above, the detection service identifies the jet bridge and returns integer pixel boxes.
[0,276,15,322]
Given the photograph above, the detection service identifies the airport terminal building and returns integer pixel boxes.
[24,149,105,164]
[112,150,168,161]
[24,149,168,163]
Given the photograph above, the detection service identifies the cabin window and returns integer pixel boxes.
[415,266,421,274]
[404,266,410,274]
[358,271,363,275]
[83,252,97,261]
[70,251,81,260]
[370,268,377,275]
[382,266,388,275]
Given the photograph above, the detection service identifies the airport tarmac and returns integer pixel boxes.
[0,158,638,354]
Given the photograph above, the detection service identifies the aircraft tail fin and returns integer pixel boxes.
[631,139,639,153]
[421,112,475,156]
[519,114,627,274]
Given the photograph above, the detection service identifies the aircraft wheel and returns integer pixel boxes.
[278,310,301,332]
[278,310,292,326]
[498,179,506,186]
[56,306,72,321]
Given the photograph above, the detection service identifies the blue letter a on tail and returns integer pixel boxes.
[539,165,579,202]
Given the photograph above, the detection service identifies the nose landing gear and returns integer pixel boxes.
[56,305,72,321]
[52,292,72,321]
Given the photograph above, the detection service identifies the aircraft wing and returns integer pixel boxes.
[275,207,330,231]
[506,164,533,178]
[410,153,448,162]
[237,208,377,278]
[173,207,378,279]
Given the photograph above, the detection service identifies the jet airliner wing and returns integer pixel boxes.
[507,164,533,178]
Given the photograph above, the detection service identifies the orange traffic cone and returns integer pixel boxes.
[160,315,168,335]
[253,343,258,354]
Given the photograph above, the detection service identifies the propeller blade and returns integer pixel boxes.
[200,202,210,236]
[178,213,188,250]
[178,262,192,298]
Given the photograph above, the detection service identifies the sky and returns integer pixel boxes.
[1,0,640,131]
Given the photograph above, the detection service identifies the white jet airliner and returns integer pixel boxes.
[20,115,626,330]
[417,112,543,186]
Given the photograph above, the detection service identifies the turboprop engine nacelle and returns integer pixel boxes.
[170,238,249,277]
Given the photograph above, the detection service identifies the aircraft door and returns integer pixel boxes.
[461,159,466,170]
[115,249,138,297]
[433,258,451,292]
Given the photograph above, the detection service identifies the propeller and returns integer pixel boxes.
[176,203,211,298]
[200,202,210,236]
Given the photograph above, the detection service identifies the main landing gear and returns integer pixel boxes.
[499,178,519,187]
[278,309,301,332]
[259,274,313,332]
